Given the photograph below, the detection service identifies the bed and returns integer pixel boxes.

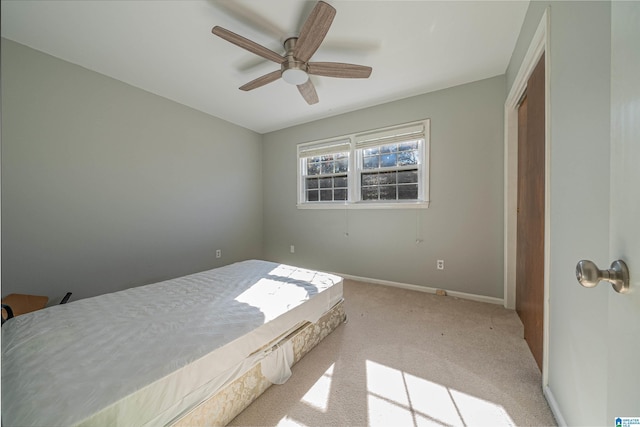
[1,259,345,426]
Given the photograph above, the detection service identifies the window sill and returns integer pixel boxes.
[297,201,430,210]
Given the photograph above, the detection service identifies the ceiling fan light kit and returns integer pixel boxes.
[282,68,309,85]
[212,1,372,105]
[281,37,309,85]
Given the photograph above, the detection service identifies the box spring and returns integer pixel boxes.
[173,299,345,426]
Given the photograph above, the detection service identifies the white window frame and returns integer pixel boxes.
[296,138,352,205]
[297,119,430,209]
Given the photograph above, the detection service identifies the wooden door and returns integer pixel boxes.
[516,53,545,371]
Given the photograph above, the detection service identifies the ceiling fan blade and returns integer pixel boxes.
[213,1,285,41]
[212,26,284,64]
[297,79,319,105]
[294,1,336,62]
[308,62,372,79]
[239,70,282,91]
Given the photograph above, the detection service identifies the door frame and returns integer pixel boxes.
[503,8,553,387]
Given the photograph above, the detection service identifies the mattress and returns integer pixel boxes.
[1,260,343,426]
[173,300,346,426]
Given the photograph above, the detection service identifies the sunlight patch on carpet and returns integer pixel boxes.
[301,363,335,412]
[366,360,515,427]
[276,416,309,427]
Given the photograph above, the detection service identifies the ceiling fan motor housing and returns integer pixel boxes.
[281,37,309,85]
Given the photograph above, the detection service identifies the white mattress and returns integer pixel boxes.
[1,260,343,426]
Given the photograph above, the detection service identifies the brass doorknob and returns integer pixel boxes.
[575,259,630,294]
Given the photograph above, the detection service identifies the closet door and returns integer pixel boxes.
[516,53,545,371]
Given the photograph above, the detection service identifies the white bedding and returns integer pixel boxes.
[1,260,343,426]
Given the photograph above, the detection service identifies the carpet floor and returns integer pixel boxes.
[229,279,557,427]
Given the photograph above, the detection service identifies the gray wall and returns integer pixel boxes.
[1,40,507,304]
[506,2,611,425]
[1,38,264,303]
[262,76,506,299]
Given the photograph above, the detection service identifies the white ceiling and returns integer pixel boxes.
[1,0,529,134]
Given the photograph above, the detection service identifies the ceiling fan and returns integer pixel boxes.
[212,1,372,105]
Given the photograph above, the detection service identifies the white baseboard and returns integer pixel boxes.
[544,385,567,426]
[337,273,504,306]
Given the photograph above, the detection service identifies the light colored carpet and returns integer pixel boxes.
[229,279,557,427]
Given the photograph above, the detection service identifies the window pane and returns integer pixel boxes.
[397,170,418,184]
[321,161,334,174]
[398,184,418,200]
[321,154,334,161]
[320,189,333,201]
[334,176,348,188]
[335,158,348,173]
[361,173,377,186]
[378,171,397,185]
[334,189,347,200]
[363,155,379,169]
[363,147,379,156]
[306,178,319,189]
[319,177,332,188]
[398,151,417,166]
[379,185,397,200]
[307,162,320,175]
[362,187,378,200]
[307,190,319,201]
[399,141,419,151]
[380,144,396,154]
[380,153,397,167]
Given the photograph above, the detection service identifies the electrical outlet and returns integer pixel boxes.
[437,259,444,270]
[216,249,222,258]
[290,245,295,253]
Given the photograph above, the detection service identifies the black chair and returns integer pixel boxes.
[1,304,14,326]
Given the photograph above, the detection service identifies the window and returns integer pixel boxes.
[304,153,349,202]
[355,122,426,203]
[297,120,430,209]
[298,139,351,203]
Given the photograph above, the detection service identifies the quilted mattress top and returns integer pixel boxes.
[1,259,343,426]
